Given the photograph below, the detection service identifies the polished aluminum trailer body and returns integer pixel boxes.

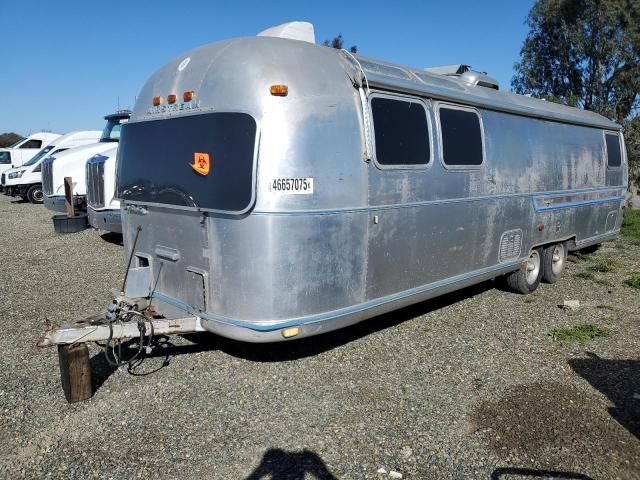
[117,35,627,342]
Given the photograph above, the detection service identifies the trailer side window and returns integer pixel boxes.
[439,106,483,167]
[0,151,10,164]
[20,139,42,149]
[371,97,430,167]
[605,133,622,167]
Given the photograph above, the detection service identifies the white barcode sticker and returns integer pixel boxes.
[269,177,314,194]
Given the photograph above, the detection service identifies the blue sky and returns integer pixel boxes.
[0,0,534,135]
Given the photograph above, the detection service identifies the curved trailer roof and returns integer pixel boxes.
[135,34,620,131]
[344,53,620,131]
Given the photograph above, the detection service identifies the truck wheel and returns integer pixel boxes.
[505,248,542,294]
[26,184,44,204]
[58,343,93,403]
[542,243,566,284]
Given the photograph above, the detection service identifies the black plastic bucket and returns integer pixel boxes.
[52,213,89,234]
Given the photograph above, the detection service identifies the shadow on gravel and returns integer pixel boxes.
[100,232,123,246]
[491,467,593,479]
[244,448,337,480]
[90,336,175,391]
[181,280,495,362]
[569,352,640,439]
[87,280,495,394]
[10,198,29,204]
[473,381,639,475]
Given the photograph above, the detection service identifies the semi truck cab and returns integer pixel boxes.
[2,131,101,203]
[42,111,130,212]
[0,132,61,178]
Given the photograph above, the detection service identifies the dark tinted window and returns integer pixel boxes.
[117,112,257,213]
[605,133,621,167]
[0,151,10,164]
[23,145,54,166]
[439,107,483,166]
[371,97,430,166]
[20,139,42,149]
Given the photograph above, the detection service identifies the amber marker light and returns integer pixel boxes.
[167,94,177,104]
[270,84,288,96]
[282,327,300,338]
[152,96,162,106]
[183,91,195,102]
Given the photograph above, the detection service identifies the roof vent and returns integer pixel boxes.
[424,64,472,76]
[424,64,499,90]
[459,71,499,90]
[257,21,315,44]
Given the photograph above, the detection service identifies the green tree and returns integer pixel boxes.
[512,0,640,119]
[323,34,357,54]
[0,132,24,148]
[512,0,640,205]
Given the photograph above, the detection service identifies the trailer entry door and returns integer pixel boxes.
[117,112,257,214]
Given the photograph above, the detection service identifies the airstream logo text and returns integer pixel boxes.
[146,100,201,115]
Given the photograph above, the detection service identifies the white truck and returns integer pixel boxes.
[0,132,60,178]
[86,146,121,233]
[42,111,130,212]
[2,131,101,203]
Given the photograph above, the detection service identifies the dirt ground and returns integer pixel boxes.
[0,194,639,479]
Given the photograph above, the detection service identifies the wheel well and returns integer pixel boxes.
[530,236,576,253]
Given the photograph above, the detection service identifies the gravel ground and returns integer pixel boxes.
[0,194,638,480]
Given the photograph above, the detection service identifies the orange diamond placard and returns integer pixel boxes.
[190,152,210,176]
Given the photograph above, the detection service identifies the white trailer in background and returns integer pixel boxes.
[86,146,121,233]
[0,132,60,178]
[2,131,101,203]
[42,111,130,212]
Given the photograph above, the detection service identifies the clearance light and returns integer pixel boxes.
[270,84,288,96]
[152,96,162,106]
[183,91,195,102]
[167,94,177,104]
[282,326,300,339]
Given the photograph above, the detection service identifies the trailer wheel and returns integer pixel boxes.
[58,343,93,403]
[26,184,44,204]
[542,243,566,284]
[505,248,542,294]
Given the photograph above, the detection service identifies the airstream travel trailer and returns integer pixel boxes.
[2,131,101,203]
[0,132,60,178]
[39,22,627,402]
[42,111,130,212]
[86,146,122,232]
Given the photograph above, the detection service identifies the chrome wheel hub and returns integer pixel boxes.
[526,250,541,284]
[551,244,565,275]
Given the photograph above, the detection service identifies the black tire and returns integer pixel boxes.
[26,184,44,204]
[542,243,566,284]
[505,248,543,294]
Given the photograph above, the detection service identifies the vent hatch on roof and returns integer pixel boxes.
[424,64,499,90]
[257,21,315,44]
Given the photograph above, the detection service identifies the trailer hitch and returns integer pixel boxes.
[37,303,205,403]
